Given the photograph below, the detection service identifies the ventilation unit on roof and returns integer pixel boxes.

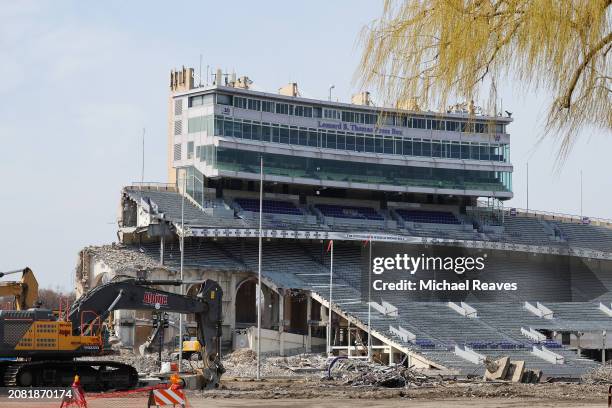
[279,83,299,97]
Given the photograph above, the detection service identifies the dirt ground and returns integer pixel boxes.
[0,378,609,408]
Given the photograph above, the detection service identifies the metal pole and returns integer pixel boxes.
[526,162,529,212]
[580,170,583,218]
[256,156,263,380]
[141,128,145,184]
[367,238,372,361]
[327,240,334,356]
[178,174,185,372]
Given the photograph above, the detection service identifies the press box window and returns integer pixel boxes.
[247,99,261,111]
[187,141,194,159]
[233,97,247,109]
[262,101,274,112]
[216,94,232,105]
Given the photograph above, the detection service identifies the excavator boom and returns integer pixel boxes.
[0,268,39,310]
[68,277,224,388]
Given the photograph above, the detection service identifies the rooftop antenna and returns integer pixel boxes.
[206,65,210,86]
[198,54,202,87]
[141,128,145,183]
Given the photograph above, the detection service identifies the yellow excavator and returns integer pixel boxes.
[0,268,39,310]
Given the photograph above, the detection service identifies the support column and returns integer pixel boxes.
[347,320,351,358]
[306,295,312,353]
[279,292,285,356]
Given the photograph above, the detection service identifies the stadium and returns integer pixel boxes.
[75,66,612,381]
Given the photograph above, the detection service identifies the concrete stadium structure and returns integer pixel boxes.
[75,67,612,380]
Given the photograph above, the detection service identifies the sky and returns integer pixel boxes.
[1,1,610,290]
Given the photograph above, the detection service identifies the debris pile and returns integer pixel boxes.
[327,359,438,388]
[221,349,326,378]
[582,362,612,384]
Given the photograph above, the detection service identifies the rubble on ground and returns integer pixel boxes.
[581,362,612,384]
[222,349,327,378]
[326,358,441,388]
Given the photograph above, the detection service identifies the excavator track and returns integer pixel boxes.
[0,360,138,391]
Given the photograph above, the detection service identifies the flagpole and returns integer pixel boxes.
[327,240,334,356]
[178,173,185,372]
[257,156,263,380]
[367,237,372,361]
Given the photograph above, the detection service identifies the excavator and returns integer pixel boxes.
[0,268,39,310]
[0,275,224,391]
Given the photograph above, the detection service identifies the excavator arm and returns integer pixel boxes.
[0,267,39,310]
[67,277,224,388]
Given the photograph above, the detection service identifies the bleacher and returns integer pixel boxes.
[124,187,612,256]
[395,209,460,225]
[234,197,303,215]
[552,222,612,252]
[496,216,556,245]
[100,238,605,378]
[315,204,384,220]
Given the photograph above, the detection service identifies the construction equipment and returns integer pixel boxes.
[0,268,39,310]
[0,277,224,391]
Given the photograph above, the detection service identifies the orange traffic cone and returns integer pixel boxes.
[60,375,87,408]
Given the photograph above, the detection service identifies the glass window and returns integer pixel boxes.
[336,133,345,150]
[365,136,375,153]
[402,139,412,155]
[355,135,365,152]
[242,122,252,139]
[280,126,289,144]
[431,119,444,131]
[294,106,304,116]
[446,121,459,132]
[450,142,460,158]
[216,94,232,105]
[252,123,262,141]
[394,139,403,155]
[233,97,247,109]
[233,121,242,138]
[413,140,422,156]
[432,141,442,158]
[187,141,194,159]
[262,100,274,112]
[303,107,313,118]
[460,143,470,159]
[290,127,299,144]
[247,99,261,111]
[326,133,337,149]
[495,123,505,133]
[479,144,490,160]
[223,120,233,137]
[313,107,322,118]
[374,136,384,153]
[345,134,355,151]
[262,124,271,142]
[308,130,317,147]
[422,140,431,156]
[272,126,280,143]
[384,137,394,154]
[298,129,308,145]
[276,103,289,115]
[189,95,203,107]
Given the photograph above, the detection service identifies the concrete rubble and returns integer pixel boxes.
[581,362,612,384]
[326,358,442,388]
[222,349,327,378]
